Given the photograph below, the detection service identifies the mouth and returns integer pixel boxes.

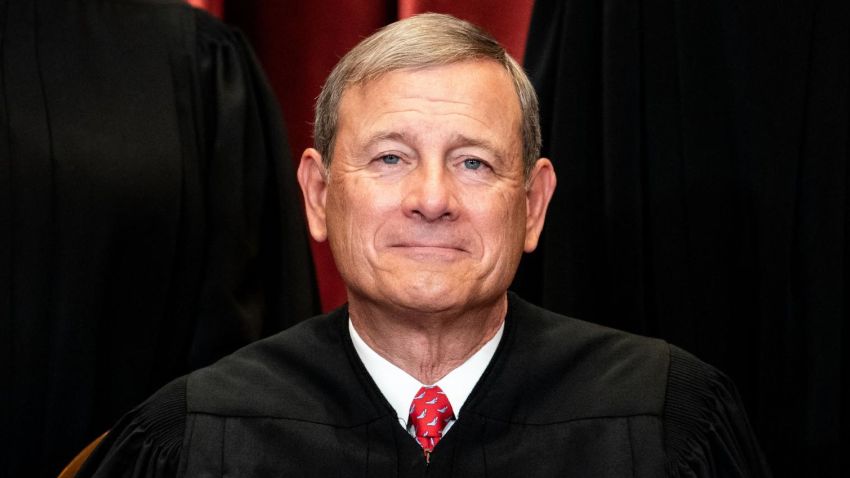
[391,242,466,251]
[389,243,468,259]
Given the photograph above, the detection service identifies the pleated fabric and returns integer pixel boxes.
[518,1,849,475]
[0,1,318,476]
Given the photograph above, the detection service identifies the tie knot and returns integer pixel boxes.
[408,385,454,454]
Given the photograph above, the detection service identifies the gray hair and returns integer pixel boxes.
[313,13,541,178]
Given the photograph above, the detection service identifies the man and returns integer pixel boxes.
[80,13,770,477]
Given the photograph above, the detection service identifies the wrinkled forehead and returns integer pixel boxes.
[336,61,523,154]
[342,60,519,106]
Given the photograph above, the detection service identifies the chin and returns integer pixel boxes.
[386,277,468,313]
[392,295,464,315]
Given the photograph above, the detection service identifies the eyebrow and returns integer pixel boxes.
[361,131,410,151]
[361,131,508,163]
[448,133,507,163]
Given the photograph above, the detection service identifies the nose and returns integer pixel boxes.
[401,160,458,222]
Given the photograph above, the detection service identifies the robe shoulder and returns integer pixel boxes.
[480,294,672,422]
[664,345,772,476]
[76,377,188,478]
[76,308,367,477]
[185,307,385,426]
[497,295,771,476]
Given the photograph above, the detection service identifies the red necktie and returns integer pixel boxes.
[408,385,454,459]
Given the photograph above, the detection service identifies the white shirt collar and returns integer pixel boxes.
[349,318,504,429]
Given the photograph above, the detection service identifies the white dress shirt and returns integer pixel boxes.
[349,319,504,435]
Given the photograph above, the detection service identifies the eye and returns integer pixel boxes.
[380,154,401,165]
[463,159,483,170]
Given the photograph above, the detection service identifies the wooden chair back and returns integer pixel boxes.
[57,432,108,478]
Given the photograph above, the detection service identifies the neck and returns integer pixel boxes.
[348,293,507,384]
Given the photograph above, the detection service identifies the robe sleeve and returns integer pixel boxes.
[664,346,772,477]
[185,8,317,369]
[76,377,188,478]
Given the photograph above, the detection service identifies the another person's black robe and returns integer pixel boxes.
[79,294,771,477]
[1,1,317,476]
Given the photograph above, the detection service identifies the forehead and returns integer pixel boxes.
[336,60,522,156]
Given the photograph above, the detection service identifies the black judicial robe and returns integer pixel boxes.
[79,294,770,477]
[1,1,317,476]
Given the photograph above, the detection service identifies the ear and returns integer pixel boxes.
[297,148,329,242]
[523,158,557,252]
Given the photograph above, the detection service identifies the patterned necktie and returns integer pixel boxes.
[408,385,455,459]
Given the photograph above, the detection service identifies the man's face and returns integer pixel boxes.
[299,60,553,314]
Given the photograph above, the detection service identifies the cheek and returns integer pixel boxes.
[325,182,395,251]
[486,189,526,230]
[468,191,527,257]
[324,185,360,258]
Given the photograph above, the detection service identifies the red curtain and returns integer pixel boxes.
[222,1,534,311]
[188,0,223,18]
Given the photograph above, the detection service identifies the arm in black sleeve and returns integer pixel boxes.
[77,377,188,478]
[664,346,772,477]
[187,9,318,369]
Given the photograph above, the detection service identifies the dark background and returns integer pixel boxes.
[515,1,848,476]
